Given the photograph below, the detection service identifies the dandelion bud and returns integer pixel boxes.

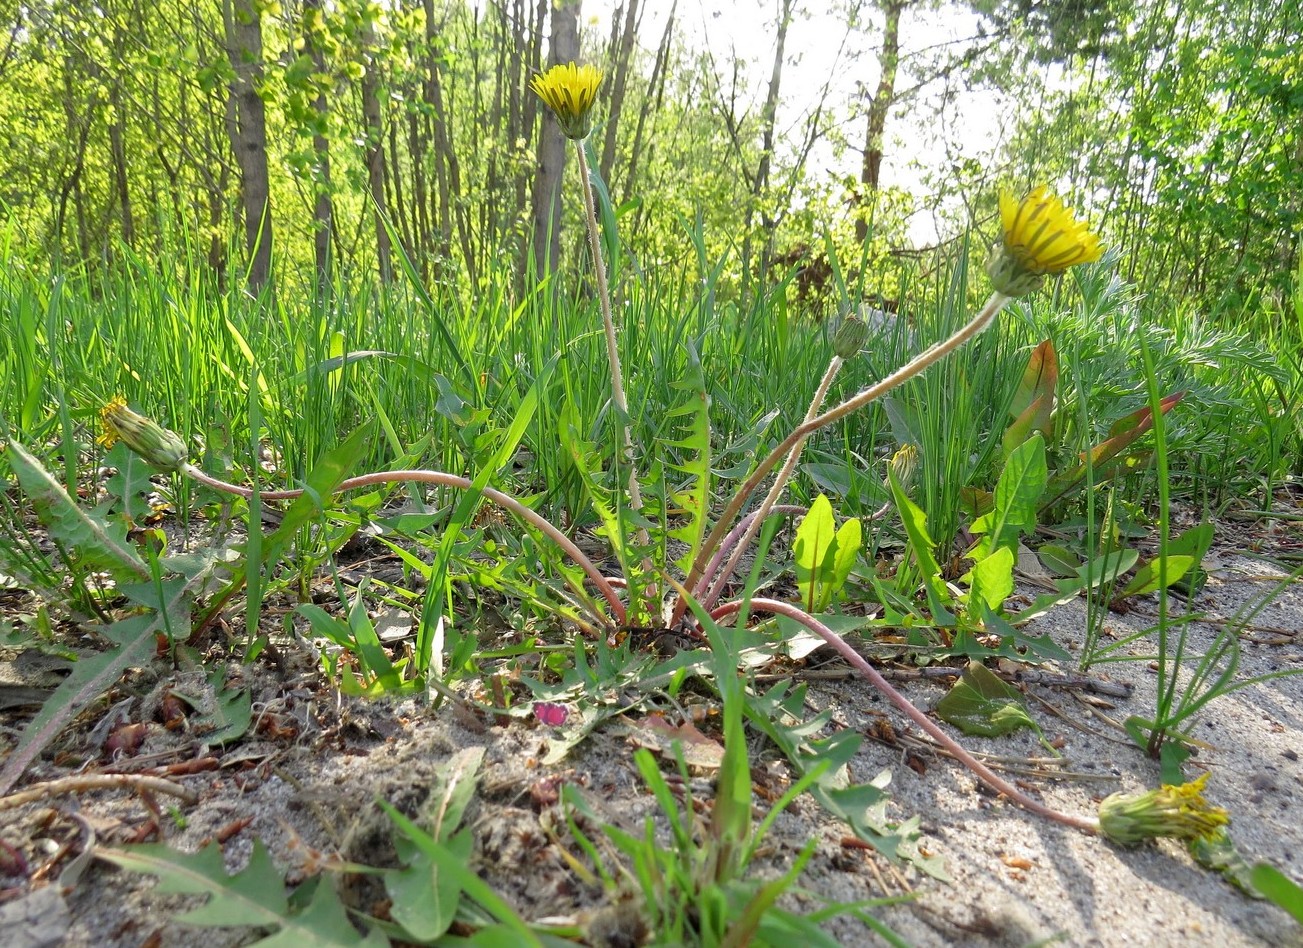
[97,397,189,474]
[831,311,870,358]
[986,186,1103,298]
[1098,773,1229,847]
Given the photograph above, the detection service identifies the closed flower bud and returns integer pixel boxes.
[98,397,189,473]
[831,311,870,358]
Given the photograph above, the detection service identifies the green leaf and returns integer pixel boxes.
[96,842,387,946]
[7,440,148,582]
[103,442,155,522]
[1036,543,1081,577]
[1118,555,1195,598]
[793,496,835,611]
[888,468,954,626]
[966,546,1015,615]
[667,342,712,575]
[1250,863,1303,923]
[970,434,1046,561]
[934,661,1040,739]
[1188,830,1259,896]
[0,560,218,795]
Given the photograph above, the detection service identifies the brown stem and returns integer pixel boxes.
[0,774,198,810]
[701,355,842,612]
[710,597,1100,833]
[674,292,1010,627]
[182,464,626,624]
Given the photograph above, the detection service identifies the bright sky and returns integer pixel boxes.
[585,0,1011,243]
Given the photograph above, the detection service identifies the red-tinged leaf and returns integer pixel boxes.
[1003,392,1051,459]
[1008,339,1058,428]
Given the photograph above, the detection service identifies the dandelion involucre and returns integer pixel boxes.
[98,396,189,473]
[530,62,603,140]
[986,185,1103,298]
[1097,772,1230,846]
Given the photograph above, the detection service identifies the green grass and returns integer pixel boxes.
[1,230,1300,943]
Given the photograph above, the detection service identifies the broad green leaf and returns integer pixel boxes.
[381,803,542,945]
[1006,339,1058,432]
[96,842,387,946]
[966,546,1015,615]
[1250,864,1303,923]
[386,829,471,941]
[1036,543,1081,577]
[1118,554,1195,598]
[888,468,954,626]
[7,440,148,582]
[934,661,1041,739]
[970,434,1046,561]
[793,496,836,611]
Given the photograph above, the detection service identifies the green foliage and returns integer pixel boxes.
[97,842,388,946]
[934,662,1052,751]
[792,495,862,613]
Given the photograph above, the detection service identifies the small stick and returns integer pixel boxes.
[757,663,1132,698]
[0,774,198,811]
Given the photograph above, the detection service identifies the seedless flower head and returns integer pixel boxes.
[98,396,189,473]
[886,443,919,493]
[1098,773,1229,846]
[530,62,603,140]
[986,185,1103,298]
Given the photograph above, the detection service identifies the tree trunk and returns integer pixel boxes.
[530,0,579,281]
[855,0,904,243]
[599,0,639,186]
[623,0,674,207]
[108,83,135,248]
[223,0,273,290]
[302,0,333,287]
[741,0,793,301]
[360,17,393,282]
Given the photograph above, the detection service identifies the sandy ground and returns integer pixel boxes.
[1,528,1301,947]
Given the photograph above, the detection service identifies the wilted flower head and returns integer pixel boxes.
[1098,773,1229,846]
[886,444,919,493]
[98,396,189,473]
[530,62,603,140]
[986,186,1103,298]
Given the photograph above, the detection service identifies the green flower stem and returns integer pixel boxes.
[575,141,645,525]
[699,355,844,612]
[712,597,1101,834]
[674,291,1011,627]
[181,464,627,624]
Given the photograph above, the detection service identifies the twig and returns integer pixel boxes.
[0,774,198,810]
[758,663,1131,698]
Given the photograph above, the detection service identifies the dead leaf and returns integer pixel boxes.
[627,715,724,770]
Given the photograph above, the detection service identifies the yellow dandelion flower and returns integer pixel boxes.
[530,62,603,140]
[98,397,189,473]
[986,185,1103,298]
[1098,772,1230,846]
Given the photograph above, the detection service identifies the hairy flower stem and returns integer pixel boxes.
[674,291,1011,627]
[575,140,655,614]
[699,356,843,611]
[182,464,627,624]
[711,597,1101,834]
